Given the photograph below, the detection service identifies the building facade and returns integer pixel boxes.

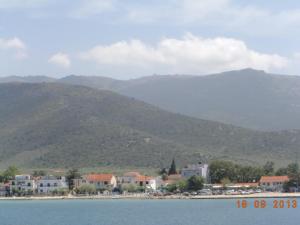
[78,174,117,190]
[118,172,157,190]
[10,175,36,194]
[0,183,10,196]
[36,176,68,194]
[259,176,289,192]
[181,162,209,180]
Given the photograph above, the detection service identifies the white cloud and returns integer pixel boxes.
[0,37,28,60]
[69,0,115,18]
[48,52,71,68]
[79,34,288,75]
[0,37,26,50]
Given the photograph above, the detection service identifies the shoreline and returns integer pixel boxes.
[1,193,300,201]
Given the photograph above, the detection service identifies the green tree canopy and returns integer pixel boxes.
[66,169,81,190]
[263,161,275,175]
[2,166,20,182]
[168,159,177,175]
[187,176,204,191]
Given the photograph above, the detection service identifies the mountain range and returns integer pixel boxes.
[3,68,300,131]
[1,81,300,169]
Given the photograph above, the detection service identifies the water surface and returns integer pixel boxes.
[0,199,298,225]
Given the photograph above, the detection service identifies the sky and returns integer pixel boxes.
[0,0,300,79]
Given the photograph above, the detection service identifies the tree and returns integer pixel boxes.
[165,180,187,193]
[2,166,20,182]
[161,174,168,181]
[187,176,204,191]
[263,161,275,175]
[159,168,168,175]
[122,184,140,193]
[66,169,81,190]
[287,163,299,180]
[221,178,231,189]
[276,167,288,176]
[209,160,236,183]
[33,170,46,177]
[75,184,96,195]
[177,180,188,192]
[168,159,177,175]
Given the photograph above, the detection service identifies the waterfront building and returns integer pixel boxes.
[79,174,117,190]
[10,175,36,194]
[36,176,68,194]
[181,162,209,180]
[0,183,10,196]
[118,172,157,190]
[259,176,289,192]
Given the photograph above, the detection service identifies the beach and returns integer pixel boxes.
[1,192,300,201]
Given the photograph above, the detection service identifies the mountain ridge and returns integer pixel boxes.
[1,82,300,169]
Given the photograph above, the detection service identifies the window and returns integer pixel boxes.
[40,183,43,187]
[104,181,108,185]
[47,183,50,187]
[27,183,31,187]
[54,183,57,187]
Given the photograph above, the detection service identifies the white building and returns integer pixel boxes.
[118,172,157,190]
[181,162,209,180]
[36,176,68,194]
[10,175,36,193]
[78,174,117,190]
[0,183,10,196]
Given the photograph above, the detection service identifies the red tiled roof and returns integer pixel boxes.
[85,174,114,182]
[260,176,289,183]
[135,175,153,182]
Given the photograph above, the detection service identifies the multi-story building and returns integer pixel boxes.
[10,175,36,194]
[36,176,68,194]
[77,174,117,190]
[118,172,157,190]
[0,183,10,196]
[181,162,209,180]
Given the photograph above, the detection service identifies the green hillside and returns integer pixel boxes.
[1,82,300,169]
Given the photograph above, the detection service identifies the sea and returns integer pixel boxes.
[0,198,298,225]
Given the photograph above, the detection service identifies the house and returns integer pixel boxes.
[119,172,157,190]
[36,176,68,194]
[0,183,10,196]
[181,162,209,180]
[79,174,117,190]
[10,175,36,194]
[259,176,289,192]
[163,174,183,186]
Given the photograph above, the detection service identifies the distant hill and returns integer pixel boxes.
[0,75,56,83]
[56,69,300,131]
[1,82,300,169]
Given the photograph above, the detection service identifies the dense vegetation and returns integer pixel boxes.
[1,83,300,168]
[209,160,300,188]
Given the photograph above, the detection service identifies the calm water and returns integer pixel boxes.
[0,199,299,225]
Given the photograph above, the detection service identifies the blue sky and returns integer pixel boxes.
[0,0,300,79]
